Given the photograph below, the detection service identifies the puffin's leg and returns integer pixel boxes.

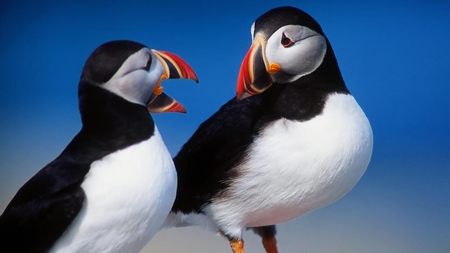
[222,230,245,253]
[250,225,278,253]
[229,239,245,253]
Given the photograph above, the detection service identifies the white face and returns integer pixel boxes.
[103,48,165,105]
[250,22,255,42]
[263,25,327,83]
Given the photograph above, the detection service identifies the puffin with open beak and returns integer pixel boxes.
[0,40,198,253]
[168,6,373,253]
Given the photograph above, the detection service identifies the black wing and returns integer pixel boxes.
[172,84,286,214]
[0,133,91,253]
[0,82,156,252]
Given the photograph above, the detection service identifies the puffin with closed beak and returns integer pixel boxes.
[168,6,373,253]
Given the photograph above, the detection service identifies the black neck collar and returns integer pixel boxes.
[60,80,154,164]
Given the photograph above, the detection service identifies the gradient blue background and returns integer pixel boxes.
[1,1,449,252]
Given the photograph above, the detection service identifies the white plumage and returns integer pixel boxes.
[171,93,372,239]
[50,126,176,253]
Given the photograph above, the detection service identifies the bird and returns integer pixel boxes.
[166,6,373,253]
[0,40,198,253]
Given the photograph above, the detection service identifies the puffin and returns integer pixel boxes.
[0,40,198,253]
[167,6,373,253]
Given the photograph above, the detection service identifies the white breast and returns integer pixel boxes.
[50,126,177,253]
[207,93,373,234]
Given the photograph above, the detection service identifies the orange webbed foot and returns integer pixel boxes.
[230,240,245,253]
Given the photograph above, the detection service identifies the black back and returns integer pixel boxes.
[172,6,349,213]
[0,41,154,253]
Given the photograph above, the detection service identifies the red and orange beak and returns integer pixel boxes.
[147,50,198,113]
[236,36,280,100]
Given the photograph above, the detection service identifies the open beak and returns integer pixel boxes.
[147,50,198,113]
[236,35,280,100]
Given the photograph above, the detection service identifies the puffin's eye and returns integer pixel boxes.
[281,33,293,47]
[143,55,152,71]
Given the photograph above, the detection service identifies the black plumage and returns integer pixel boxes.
[0,42,154,253]
[169,7,372,253]
[172,16,348,216]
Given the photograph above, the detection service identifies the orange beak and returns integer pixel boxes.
[147,50,198,113]
[236,35,275,100]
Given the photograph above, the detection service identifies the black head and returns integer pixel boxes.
[78,40,198,113]
[81,40,147,84]
[236,6,346,99]
[253,6,324,38]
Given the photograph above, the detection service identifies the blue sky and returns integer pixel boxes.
[1,1,449,252]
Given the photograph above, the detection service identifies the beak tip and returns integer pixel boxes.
[172,103,187,114]
[176,104,188,114]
